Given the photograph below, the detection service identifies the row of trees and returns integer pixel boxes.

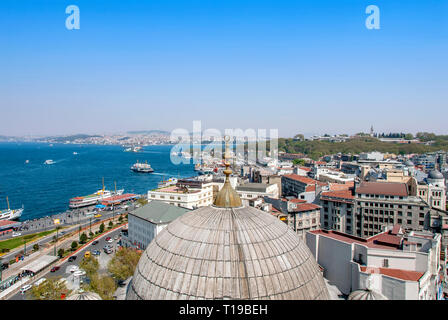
[277,135,448,160]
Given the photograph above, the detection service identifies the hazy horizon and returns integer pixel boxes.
[1,0,447,138]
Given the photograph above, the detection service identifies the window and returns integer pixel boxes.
[398,211,403,216]
[419,221,424,226]
[407,220,412,225]
[383,259,389,268]
[407,212,412,217]
[398,218,402,223]
[419,213,424,218]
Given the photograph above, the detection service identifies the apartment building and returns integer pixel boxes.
[306,225,442,300]
[147,179,214,209]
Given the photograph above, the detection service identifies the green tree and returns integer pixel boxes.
[404,133,414,140]
[80,255,99,277]
[89,274,117,300]
[107,247,142,281]
[29,277,71,300]
[57,248,64,258]
[99,223,105,233]
[108,221,113,228]
[118,215,123,223]
[292,159,306,166]
[89,231,94,239]
[71,241,78,251]
[293,134,304,141]
[33,244,39,252]
[79,232,88,244]
[136,198,148,206]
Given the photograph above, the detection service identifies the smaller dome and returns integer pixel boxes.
[428,170,444,180]
[66,290,102,300]
[348,289,387,300]
[404,160,414,167]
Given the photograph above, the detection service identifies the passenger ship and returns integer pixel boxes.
[131,160,154,173]
[0,197,23,221]
[69,179,124,208]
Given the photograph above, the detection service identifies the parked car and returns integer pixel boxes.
[20,284,33,294]
[114,235,119,240]
[50,266,60,272]
[84,251,91,258]
[68,256,77,262]
[106,238,113,243]
[12,232,21,237]
[92,250,101,256]
[105,248,113,254]
[105,237,111,241]
[91,240,99,245]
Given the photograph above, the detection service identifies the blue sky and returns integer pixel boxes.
[0,0,447,137]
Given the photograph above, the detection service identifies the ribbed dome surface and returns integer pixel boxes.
[348,289,387,300]
[66,291,102,300]
[126,205,330,300]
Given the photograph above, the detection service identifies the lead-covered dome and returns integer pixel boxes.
[348,289,387,300]
[126,205,330,300]
[428,170,443,180]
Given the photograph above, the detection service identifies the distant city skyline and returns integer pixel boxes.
[1,0,447,137]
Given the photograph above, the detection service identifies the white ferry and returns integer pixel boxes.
[0,197,23,221]
[69,179,124,209]
[44,160,55,165]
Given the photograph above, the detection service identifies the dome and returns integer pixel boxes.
[127,137,330,300]
[66,290,102,300]
[404,160,414,167]
[428,170,444,180]
[348,289,387,300]
[126,205,330,300]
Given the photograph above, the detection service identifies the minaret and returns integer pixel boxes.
[213,136,242,208]
[370,125,374,137]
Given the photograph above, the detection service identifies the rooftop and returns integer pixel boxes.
[360,266,424,282]
[236,183,272,192]
[292,203,321,212]
[321,190,355,200]
[310,228,405,250]
[356,181,408,197]
[130,200,190,224]
[283,174,318,185]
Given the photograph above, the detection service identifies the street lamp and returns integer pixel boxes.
[53,218,60,257]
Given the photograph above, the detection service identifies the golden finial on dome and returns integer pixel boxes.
[213,135,242,208]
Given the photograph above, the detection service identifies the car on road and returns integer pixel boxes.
[50,266,60,272]
[92,250,101,256]
[20,284,33,294]
[105,237,111,241]
[12,232,21,237]
[68,256,77,262]
[106,237,113,243]
[94,214,102,218]
[91,240,99,245]
[105,248,113,254]
[114,235,119,240]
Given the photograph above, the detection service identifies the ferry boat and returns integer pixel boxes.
[131,160,154,173]
[69,180,124,208]
[44,159,55,165]
[0,197,23,221]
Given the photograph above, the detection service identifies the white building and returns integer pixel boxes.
[124,200,190,250]
[305,225,441,300]
[148,179,214,209]
[236,183,279,206]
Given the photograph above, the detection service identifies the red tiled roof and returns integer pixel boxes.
[360,266,424,282]
[298,166,311,172]
[283,174,317,185]
[356,181,408,197]
[321,190,354,200]
[293,203,321,212]
[329,182,354,191]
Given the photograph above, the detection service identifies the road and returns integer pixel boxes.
[9,227,124,300]
[0,203,134,264]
